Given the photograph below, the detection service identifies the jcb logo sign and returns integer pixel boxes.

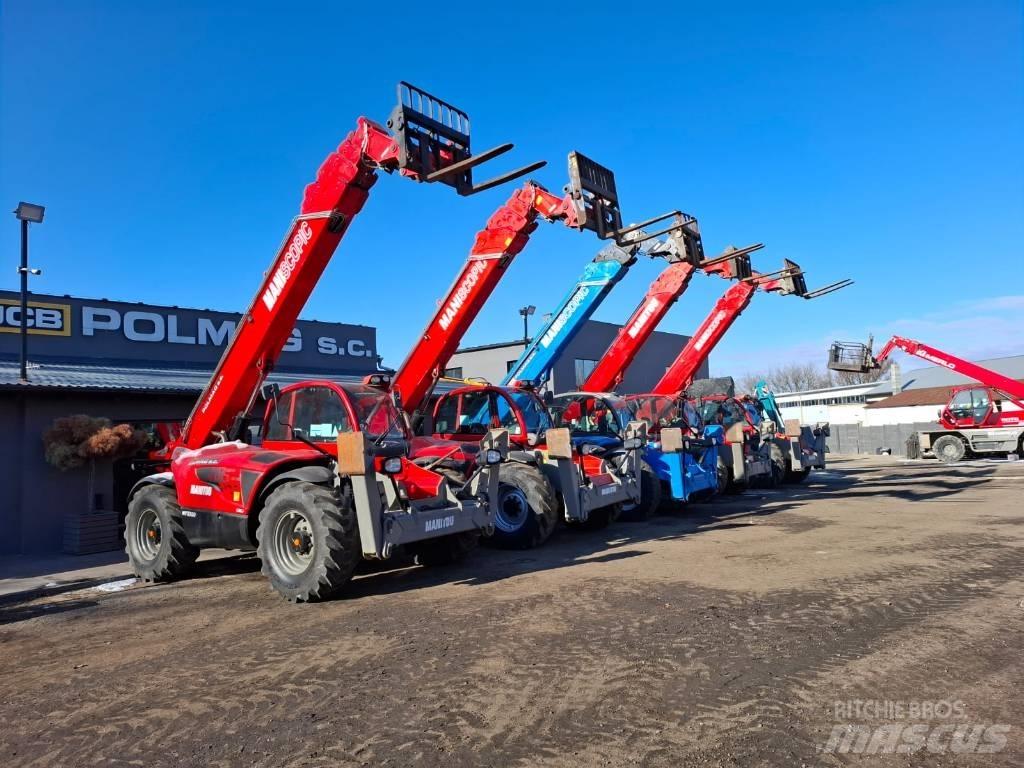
[0,299,71,336]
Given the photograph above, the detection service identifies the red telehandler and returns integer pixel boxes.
[643,253,852,487]
[829,336,1024,463]
[388,152,650,549]
[122,83,548,602]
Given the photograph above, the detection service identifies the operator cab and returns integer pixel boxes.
[262,381,406,454]
[623,394,702,438]
[549,392,634,451]
[433,386,552,448]
[945,386,994,429]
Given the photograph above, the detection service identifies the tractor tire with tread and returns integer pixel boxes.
[256,481,360,603]
[568,502,621,531]
[125,484,198,582]
[932,434,967,464]
[408,467,481,566]
[484,462,559,550]
[619,460,662,521]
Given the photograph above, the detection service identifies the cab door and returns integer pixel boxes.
[262,384,355,454]
[946,387,993,430]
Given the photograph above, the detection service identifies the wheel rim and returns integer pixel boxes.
[272,510,315,576]
[939,441,959,460]
[135,509,161,561]
[495,486,530,533]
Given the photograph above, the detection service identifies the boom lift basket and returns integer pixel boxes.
[828,340,878,373]
[388,82,545,195]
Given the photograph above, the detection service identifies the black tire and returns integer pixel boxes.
[484,462,559,550]
[722,458,749,495]
[716,460,731,495]
[932,434,966,464]
[125,485,198,582]
[408,466,481,566]
[767,443,787,487]
[569,502,622,531]
[409,531,479,566]
[619,461,662,521]
[786,467,811,483]
[256,482,360,603]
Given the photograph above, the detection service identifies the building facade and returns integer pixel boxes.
[0,290,381,556]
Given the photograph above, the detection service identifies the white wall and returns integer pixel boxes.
[862,404,943,426]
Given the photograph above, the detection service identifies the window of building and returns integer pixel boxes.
[574,359,598,388]
[443,366,463,379]
[506,360,518,373]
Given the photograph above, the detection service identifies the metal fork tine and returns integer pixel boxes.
[804,280,854,299]
[424,143,516,182]
[468,161,548,195]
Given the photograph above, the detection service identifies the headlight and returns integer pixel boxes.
[484,449,503,465]
[383,457,403,474]
[623,438,642,451]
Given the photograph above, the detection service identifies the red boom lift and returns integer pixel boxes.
[389,152,649,549]
[829,336,1024,462]
[122,83,545,602]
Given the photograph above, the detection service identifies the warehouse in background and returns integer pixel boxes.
[444,319,705,394]
[0,290,382,556]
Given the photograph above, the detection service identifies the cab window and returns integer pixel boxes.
[949,389,974,418]
[265,391,296,441]
[268,387,351,442]
[494,394,522,434]
[509,392,551,434]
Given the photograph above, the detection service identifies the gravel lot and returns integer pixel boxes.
[1,455,1022,767]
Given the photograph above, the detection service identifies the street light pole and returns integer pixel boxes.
[518,304,536,343]
[13,201,46,383]
[19,218,28,381]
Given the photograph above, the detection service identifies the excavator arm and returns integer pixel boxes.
[180,83,540,449]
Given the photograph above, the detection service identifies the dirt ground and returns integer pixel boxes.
[1,455,1022,767]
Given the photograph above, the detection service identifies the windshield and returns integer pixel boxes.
[349,392,406,441]
[552,395,621,436]
[626,395,700,435]
[508,391,552,434]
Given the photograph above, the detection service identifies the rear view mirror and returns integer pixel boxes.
[261,381,281,403]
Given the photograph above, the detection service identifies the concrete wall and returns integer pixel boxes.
[826,421,941,457]
[862,404,944,426]
[0,390,193,556]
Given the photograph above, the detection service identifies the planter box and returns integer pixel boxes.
[63,510,121,555]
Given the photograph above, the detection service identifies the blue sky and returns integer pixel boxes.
[2,1,1022,377]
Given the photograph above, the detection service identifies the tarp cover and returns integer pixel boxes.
[686,376,736,399]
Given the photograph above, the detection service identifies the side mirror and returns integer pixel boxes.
[261,381,281,403]
[543,390,554,406]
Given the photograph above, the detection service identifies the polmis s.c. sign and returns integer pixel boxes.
[0,291,378,374]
